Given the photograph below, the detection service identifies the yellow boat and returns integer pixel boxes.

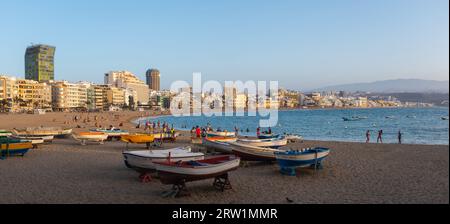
[121,134,155,144]
[1,139,33,158]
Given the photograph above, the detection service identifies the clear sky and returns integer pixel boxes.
[0,0,448,90]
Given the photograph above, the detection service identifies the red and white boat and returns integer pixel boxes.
[154,155,240,185]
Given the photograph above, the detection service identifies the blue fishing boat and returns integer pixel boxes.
[0,138,33,159]
[275,147,331,176]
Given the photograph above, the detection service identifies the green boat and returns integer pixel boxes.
[0,130,13,138]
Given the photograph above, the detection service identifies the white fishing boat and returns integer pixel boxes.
[154,155,240,185]
[237,137,288,148]
[275,148,331,176]
[229,142,284,161]
[91,128,129,138]
[123,146,205,172]
[0,130,12,138]
[203,138,236,154]
[10,136,45,146]
[72,132,109,145]
[207,131,236,138]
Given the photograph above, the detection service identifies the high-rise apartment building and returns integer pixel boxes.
[105,71,149,106]
[146,69,161,91]
[25,44,56,82]
[50,81,88,111]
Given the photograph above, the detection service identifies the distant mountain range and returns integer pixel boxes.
[311,79,449,93]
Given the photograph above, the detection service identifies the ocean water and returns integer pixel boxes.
[137,107,449,145]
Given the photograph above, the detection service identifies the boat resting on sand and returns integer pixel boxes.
[91,129,130,138]
[202,138,236,154]
[154,155,240,197]
[229,142,284,161]
[121,133,155,144]
[275,148,331,176]
[1,138,33,158]
[72,132,109,145]
[237,137,287,148]
[207,131,236,138]
[9,136,45,148]
[123,147,205,182]
[0,130,12,138]
[13,127,72,138]
[257,134,280,139]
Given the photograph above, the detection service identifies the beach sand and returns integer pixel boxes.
[0,112,448,204]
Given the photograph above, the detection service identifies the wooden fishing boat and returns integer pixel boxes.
[0,130,12,138]
[237,137,287,148]
[229,142,283,161]
[121,133,155,144]
[207,131,236,138]
[13,127,71,137]
[275,148,331,176]
[257,134,280,139]
[154,155,240,197]
[10,136,45,147]
[72,132,109,145]
[92,129,130,140]
[0,138,33,158]
[123,147,205,182]
[202,137,236,154]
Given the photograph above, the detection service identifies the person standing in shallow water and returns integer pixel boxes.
[366,130,370,143]
[377,130,383,143]
[398,130,402,144]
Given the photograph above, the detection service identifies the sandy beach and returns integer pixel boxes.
[0,112,448,204]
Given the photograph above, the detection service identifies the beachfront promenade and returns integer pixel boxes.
[0,112,448,204]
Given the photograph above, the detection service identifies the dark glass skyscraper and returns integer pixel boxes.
[146,69,161,91]
[25,44,55,82]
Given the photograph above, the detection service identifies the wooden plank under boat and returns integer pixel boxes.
[0,139,33,157]
[123,147,205,173]
[154,155,240,185]
[229,142,284,161]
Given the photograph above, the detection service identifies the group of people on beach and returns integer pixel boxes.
[136,120,176,138]
[366,130,402,144]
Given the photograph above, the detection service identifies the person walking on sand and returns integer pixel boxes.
[377,130,383,143]
[398,130,402,144]
[366,130,371,143]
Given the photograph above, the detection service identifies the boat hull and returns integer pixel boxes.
[237,138,287,148]
[230,142,282,161]
[203,139,235,154]
[207,132,236,138]
[123,149,205,173]
[121,134,155,144]
[155,156,240,185]
[1,141,33,157]
[276,149,330,168]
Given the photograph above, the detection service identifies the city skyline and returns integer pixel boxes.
[0,0,449,90]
